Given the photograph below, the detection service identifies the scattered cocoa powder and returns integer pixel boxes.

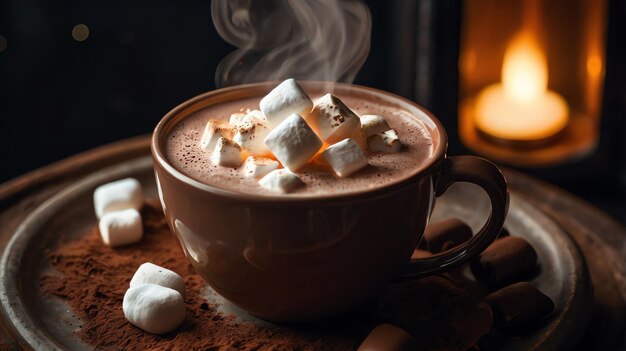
[38,199,536,350]
[39,199,365,350]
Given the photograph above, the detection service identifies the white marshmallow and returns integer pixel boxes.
[243,156,280,179]
[200,120,236,151]
[98,208,143,247]
[229,110,267,127]
[360,114,391,137]
[321,138,369,177]
[93,178,143,219]
[123,284,185,334]
[367,129,402,153]
[233,118,272,156]
[130,262,185,296]
[264,113,322,171]
[245,109,267,123]
[349,125,368,152]
[258,169,304,193]
[211,137,243,167]
[305,94,361,145]
[228,112,246,126]
[260,79,313,126]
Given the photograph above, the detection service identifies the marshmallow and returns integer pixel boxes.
[123,284,185,334]
[200,120,236,151]
[98,208,143,247]
[264,113,322,171]
[305,94,361,144]
[321,138,369,177]
[360,114,391,137]
[211,137,243,167]
[230,110,267,127]
[130,262,185,296]
[244,109,267,123]
[93,178,143,219]
[243,156,280,179]
[233,118,272,156]
[260,79,313,126]
[367,129,402,153]
[349,125,368,152]
[258,169,304,193]
[228,112,246,126]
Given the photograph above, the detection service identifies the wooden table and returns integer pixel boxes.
[0,136,624,350]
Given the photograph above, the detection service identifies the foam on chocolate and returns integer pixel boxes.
[165,94,434,196]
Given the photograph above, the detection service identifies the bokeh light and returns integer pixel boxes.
[72,24,90,42]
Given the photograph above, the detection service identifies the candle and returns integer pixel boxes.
[474,33,569,141]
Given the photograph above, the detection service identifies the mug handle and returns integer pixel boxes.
[396,155,509,281]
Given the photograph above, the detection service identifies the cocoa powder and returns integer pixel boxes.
[39,199,362,350]
[38,199,511,350]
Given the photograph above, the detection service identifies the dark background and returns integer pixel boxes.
[1,1,625,223]
[0,0,400,182]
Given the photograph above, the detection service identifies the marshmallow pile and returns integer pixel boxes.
[94,181,186,334]
[123,262,186,334]
[93,178,144,247]
[201,79,402,193]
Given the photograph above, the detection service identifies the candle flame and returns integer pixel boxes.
[501,33,547,103]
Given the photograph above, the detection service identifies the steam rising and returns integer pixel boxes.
[212,0,371,87]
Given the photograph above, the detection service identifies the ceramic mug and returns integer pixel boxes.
[151,81,508,322]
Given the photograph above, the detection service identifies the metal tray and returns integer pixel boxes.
[0,156,591,350]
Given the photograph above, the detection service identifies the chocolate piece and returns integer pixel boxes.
[416,237,428,250]
[471,236,538,288]
[411,249,432,260]
[486,282,554,329]
[357,324,419,351]
[443,265,491,298]
[423,218,473,253]
[498,227,510,238]
[381,276,493,350]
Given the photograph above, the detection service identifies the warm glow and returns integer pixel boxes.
[502,34,547,103]
[587,55,602,78]
[474,32,569,141]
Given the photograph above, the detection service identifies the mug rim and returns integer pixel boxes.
[151,81,448,203]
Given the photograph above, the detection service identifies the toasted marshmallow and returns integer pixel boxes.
[230,110,267,127]
[200,120,236,151]
[258,169,304,193]
[98,208,143,247]
[349,125,368,152]
[123,284,185,334]
[228,112,246,126]
[260,79,313,126]
[305,93,361,144]
[211,137,243,167]
[93,178,143,219]
[245,109,267,123]
[321,138,369,177]
[233,118,272,156]
[360,114,391,137]
[367,129,402,153]
[243,156,280,179]
[264,113,322,171]
[130,262,185,296]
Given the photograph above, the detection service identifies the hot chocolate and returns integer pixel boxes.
[165,92,435,196]
[153,82,508,321]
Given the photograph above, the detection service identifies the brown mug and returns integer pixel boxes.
[151,81,508,322]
